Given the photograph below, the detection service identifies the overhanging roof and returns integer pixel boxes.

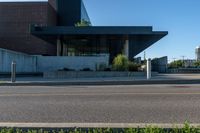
[30,25,168,57]
[30,25,168,36]
[30,25,168,56]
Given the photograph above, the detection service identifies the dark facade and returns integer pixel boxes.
[0,1,57,55]
[57,0,90,26]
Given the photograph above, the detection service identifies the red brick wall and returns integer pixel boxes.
[0,2,57,55]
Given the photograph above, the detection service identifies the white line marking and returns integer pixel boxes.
[0,123,198,128]
[0,92,200,97]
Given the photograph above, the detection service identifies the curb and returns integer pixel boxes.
[0,79,200,86]
[0,123,199,128]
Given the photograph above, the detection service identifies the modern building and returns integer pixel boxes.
[151,56,168,73]
[0,0,168,63]
[195,46,200,61]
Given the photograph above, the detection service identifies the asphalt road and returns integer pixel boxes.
[0,85,200,123]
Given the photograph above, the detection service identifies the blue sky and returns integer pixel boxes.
[83,0,200,61]
[1,0,200,61]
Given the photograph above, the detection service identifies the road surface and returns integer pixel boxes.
[0,85,200,123]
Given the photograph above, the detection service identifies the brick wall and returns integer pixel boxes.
[0,2,57,55]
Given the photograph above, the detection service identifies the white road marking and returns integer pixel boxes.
[0,92,200,97]
[0,123,198,128]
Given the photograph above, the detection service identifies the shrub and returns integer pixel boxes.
[96,63,108,71]
[128,61,141,72]
[58,68,75,71]
[80,68,92,71]
[104,68,111,71]
[112,54,129,71]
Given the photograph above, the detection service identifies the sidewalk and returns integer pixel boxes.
[0,74,200,86]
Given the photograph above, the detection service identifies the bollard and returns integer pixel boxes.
[11,61,16,83]
[147,58,151,80]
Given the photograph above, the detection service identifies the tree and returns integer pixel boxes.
[75,19,91,27]
[168,60,184,68]
[194,61,200,67]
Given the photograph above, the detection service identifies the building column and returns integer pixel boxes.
[100,35,107,54]
[123,39,129,58]
[57,38,61,56]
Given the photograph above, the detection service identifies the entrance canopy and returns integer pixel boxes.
[30,25,168,60]
[31,25,167,36]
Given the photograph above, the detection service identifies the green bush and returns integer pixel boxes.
[128,62,141,72]
[112,54,129,71]
[169,60,184,68]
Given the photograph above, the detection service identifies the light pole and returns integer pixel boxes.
[144,51,146,61]
[172,58,176,62]
[181,56,186,68]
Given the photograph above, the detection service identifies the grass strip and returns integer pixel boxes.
[0,122,200,133]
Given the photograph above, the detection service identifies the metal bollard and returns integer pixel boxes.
[11,61,16,83]
[147,58,151,80]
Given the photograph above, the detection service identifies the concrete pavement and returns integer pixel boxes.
[0,84,200,123]
[0,74,200,86]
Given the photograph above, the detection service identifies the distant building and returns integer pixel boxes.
[183,59,196,68]
[152,56,168,73]
[195,46,200,61]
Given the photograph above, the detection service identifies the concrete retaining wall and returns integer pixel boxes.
[0,48,109,72]
[44,71,158,79]
[36,55,109,72]
[0,48,37,72]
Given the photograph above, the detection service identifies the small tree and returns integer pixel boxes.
[75,19,91,27]
[112,54,129,71]
[168,60,184,68]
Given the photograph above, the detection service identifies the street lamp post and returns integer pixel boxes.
[181,56,186,68]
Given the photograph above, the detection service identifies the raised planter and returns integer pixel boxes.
[44,71,158,79]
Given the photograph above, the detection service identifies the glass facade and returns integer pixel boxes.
[62,36,109,56]
[81,1,91,24]
[60,35,126,62]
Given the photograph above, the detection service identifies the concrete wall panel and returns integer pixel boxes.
[0,48,109,73]
[36,55,109,72]
[0,48,37,72]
